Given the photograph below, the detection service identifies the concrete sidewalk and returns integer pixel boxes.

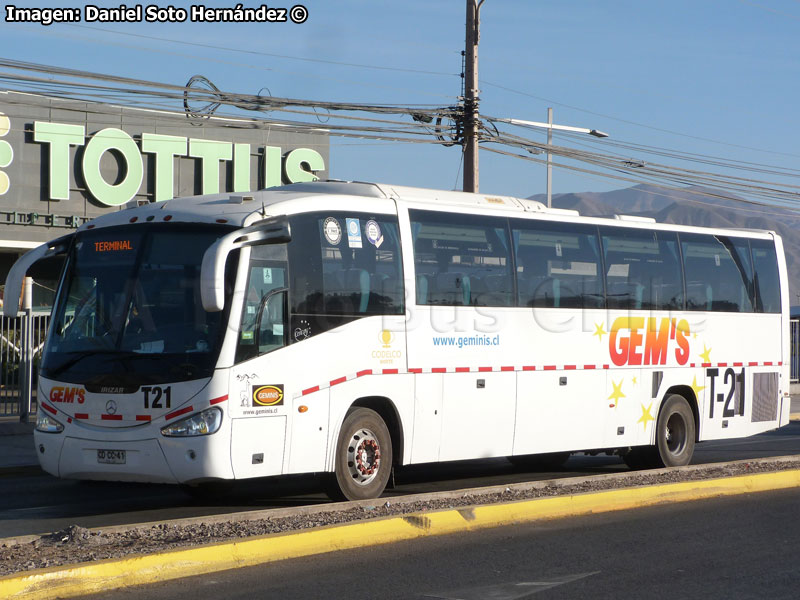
[0,416,37,472]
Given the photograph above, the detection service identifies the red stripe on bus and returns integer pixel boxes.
[330,376,347,387]
[717,362,727,367]
[749,362,759,366]
[210,395,228,405]
[41,402,57,415]
[564,365,577,370]
[733,362,743,367]
[382,368,399,375]
[543,365,557,371]
[101,414,123,421]
[779,361,783,366]
[136,415,151,421]
[479,366,494,372]
[603,364,610,369]
[432,368,447,373]
[763,361,773,366]
[357,369,374,377]
[74,413,88,420]
[584,365,596,370]
[165,406,193,421]
[408,368,422,374]
[455,367,470,373]
[301,386,320,396]
[522,366,536,371]
[501,366,514,372]
[690,363,696,368]
[701,363,712,368]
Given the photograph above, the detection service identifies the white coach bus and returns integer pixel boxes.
[3,181,791,500]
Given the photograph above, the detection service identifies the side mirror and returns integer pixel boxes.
[200,216,291,312]
[3,235,73,317]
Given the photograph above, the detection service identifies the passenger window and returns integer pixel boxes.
[681,234,754,312]
[288,212,404,324]
[512,220,603,309]
[751,239,781,313]
[410,210,513,307]
[601,228,683,311]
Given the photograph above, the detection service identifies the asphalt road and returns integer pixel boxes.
[89,487,800,600]
[3,422,800,539]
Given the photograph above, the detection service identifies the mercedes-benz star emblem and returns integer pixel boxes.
[105,400,118,415]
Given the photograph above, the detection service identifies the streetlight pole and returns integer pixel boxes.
[547,107,553,208]
[491,113,609,208]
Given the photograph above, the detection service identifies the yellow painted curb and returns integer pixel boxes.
[3,468,800,599]
[790,412,800,422]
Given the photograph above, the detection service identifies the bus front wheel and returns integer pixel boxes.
[330,407,393,501]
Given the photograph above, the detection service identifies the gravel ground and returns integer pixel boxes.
[2,458,800,577]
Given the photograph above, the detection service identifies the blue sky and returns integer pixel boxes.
[3,0,800,199]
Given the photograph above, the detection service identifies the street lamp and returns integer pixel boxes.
[492,109,609,208]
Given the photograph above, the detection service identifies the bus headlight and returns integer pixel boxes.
[160,407,222,437]
[36,412,64,433]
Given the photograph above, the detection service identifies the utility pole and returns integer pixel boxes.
[463,0,484,193]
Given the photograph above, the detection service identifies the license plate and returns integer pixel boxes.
[97,449,126,465]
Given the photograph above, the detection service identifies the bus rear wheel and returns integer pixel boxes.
[624,394,695,470]
[330,407,393,501]
[655,394,695,467]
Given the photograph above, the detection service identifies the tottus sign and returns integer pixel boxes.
[0,91,329,216]
[32,123,326,206]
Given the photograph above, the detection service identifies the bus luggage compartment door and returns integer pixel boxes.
[231,416,287,478]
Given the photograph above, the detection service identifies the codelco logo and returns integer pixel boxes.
[252,385,284,407]
[49,387,85,404]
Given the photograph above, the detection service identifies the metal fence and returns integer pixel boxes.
[0,311,50,418]
[792,318,800,384]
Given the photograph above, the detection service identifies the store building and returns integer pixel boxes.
[0,90,329,305]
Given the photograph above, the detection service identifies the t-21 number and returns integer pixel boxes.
[142,386,171,409]
[706,367,745,419]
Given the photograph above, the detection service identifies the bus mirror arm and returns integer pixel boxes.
[200,216,291,312]
[2,234,73,318]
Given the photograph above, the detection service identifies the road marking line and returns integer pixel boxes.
[3,469,800,599]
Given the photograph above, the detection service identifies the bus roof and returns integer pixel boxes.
[75,180,777,240]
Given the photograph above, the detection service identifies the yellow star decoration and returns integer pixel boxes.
[593,322,607,341]
[699,344,712,364]
[632,376,638,385]
[638,402,655,431]
[608,379,625,407]
[690,376,706,399]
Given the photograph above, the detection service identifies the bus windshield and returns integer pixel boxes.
[41,223,234,385]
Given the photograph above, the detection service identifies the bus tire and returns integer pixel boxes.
[655,394,696,467]
[508,451,570,471]
[330,407,393,501]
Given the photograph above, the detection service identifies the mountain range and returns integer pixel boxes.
[528,184,800,306]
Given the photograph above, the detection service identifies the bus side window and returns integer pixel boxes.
[750,239,781,313]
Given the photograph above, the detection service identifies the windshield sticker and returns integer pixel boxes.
[365,220,383,248]
[323,217,342,246]
[263,268,273,284]
[346,217,363,248]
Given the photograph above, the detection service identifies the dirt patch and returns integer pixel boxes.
[2,458,800,576]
